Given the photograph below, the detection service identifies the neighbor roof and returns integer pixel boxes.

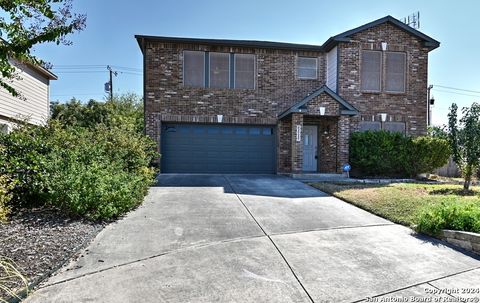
[278,85,359,119]
[135,15,440,53]
[321,15,440,51]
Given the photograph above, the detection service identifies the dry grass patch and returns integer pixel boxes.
[310,182,480,228]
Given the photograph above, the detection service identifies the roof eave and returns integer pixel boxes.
[134,35,323,52]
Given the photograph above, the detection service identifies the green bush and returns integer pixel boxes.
[350,130,410,177]
[416,200,480,235]
[0,127,51,207]
[44,122,155,219]
[0,95,157,220]
[406,137,451,177]
[349,131,450,177]
[0,174,14,222]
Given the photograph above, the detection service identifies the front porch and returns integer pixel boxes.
[277,85,357,175]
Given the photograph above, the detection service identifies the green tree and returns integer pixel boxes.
[448,103,480,190]
[51,94,144,133]
[0,0,86,96]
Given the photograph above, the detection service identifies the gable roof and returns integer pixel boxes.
[136,16,439,54]
[278,85,359,119]
[321,15,440,51]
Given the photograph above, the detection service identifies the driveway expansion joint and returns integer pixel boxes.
[223,175,316,303]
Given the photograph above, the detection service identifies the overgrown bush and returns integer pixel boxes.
[406,137,451,177]
[44,122,156,219]
[350,131,450,178]
[0,128,51,207]
[0,95,157,220]
[416,199,480,235]
[0,174,14,223]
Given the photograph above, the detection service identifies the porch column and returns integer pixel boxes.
[337,116,350,172]
[291,113,304,173]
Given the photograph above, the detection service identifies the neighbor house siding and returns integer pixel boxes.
[0,60,50,126]
[326,46,337,92]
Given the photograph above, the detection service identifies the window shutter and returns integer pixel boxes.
[385,52,406,92]
[209,52,230,88]
[361,51,381,91]
[234,54,255,89]
[183,51,205,87]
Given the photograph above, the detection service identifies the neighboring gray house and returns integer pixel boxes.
[0,59,57,132]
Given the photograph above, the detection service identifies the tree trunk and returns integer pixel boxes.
[464,168,472,191]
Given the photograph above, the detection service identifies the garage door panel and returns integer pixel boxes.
[161,123,276,173]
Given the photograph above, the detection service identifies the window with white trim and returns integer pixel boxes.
[297,57,318,79]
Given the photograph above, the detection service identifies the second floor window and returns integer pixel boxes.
[209,52,230,88]
[183,51,255,89]
[297,57,318,79]
[360,50,406,93]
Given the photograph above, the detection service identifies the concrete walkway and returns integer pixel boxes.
[26,175,480,303]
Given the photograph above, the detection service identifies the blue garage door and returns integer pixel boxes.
[161,124,276,173]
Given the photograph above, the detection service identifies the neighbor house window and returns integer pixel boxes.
[234,54,255,89]
[385,52,406,93]
[297,57,318,79]
[360,50,382,91]
[209,52,230,88]
[183,50,205,87]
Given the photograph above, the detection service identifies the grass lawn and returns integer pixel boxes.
[310,182,480,228]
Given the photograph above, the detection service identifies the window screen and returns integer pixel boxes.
[359,121,381,132]
[209,52,230,88]
[361,51,381,91]
[384,122,406,134]
[385,52,406,92]
[235,54,255,89]
[297,57,317,79]
[183,51,205,87]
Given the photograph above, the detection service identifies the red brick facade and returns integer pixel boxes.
[137,16,438,174]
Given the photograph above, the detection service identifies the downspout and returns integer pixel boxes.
[141,37,147,135]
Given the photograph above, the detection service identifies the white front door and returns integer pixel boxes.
[302,125,318,172]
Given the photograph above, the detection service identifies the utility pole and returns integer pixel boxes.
[106,65,118,101]
[427,85,433,126]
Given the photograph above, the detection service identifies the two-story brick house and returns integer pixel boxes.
[136,15,439,174]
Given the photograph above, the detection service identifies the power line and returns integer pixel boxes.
[432,84,480,94]
[432,88,480,98]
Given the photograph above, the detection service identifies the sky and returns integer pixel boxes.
[33,0,480,126]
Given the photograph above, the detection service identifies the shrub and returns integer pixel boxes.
[349,130,410,177]
[0,127,50,207]
[406,137,450,177]
[415,199,480,235]
[0,174,14,222]
[350,131,450,178]
[44,123,156,219]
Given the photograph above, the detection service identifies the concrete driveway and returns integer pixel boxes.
[26,175,480,303]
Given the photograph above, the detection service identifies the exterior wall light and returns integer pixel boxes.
[217,115,223,123]
[381,42,388,51]
[380,113,388,122]
[319,106,326,116]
